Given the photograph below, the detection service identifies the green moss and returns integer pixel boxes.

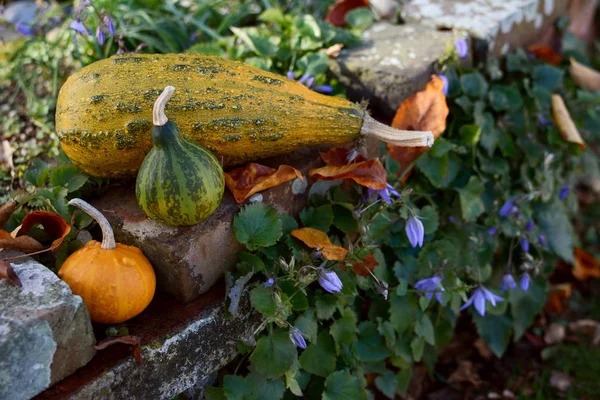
[232,104,243,111]
[143,89,163,101]
[221,134,242,142]
[252,75,283,85]
[169,64,191,71]
[90,95,107,104]
[113,57,145,64]
[114,130,136,150]
[126,119,152,134]
[115,102,142,113]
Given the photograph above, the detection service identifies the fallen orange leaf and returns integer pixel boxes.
[0,230,44,252]
[552,94,585,150]
[320,147,366,166]
[569,58,600,91]
[309,159,387,190]
[388,75,449,177]
[325,0,369,27]
[225,163,303,204]
[545,283,572,314]
[291,227,348,261]
[528,45,562,65]
[343,252,378,277]
[573,247,600,281]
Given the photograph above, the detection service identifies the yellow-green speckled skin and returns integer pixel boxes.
[56,54,364,178]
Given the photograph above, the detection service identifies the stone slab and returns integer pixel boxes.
[401,0,569,56]
[0,251,96,400]
[36,282,261,400]
[90,147,326,303]
[329,23,454,120]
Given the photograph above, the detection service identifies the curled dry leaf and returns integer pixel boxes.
[545,283,572,314]
[320,147,366,166]
[573,247,600,281]
[0,259,22,287]
[0,230,45,252]
[291,227,348,261]
[569,58,600,91]
[551,94,585,149]
[325,43,344,58]
[324,0,369,27]
[528,45,562,65]
[388,75,449,177]
[309,159,387,190]
[0,201,17,229]
[18,211,71,252]
[94,335,142,365]
[225,163,303,204]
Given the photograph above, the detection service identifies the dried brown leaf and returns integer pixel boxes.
[0,259,22,287]
[324,0,369,27]
[0,202,17,229]
[551,94,585,149]
[0,230,45,252]
[17,211,71,252]
[325,43,344,58]
[309,159,387,190]
[528,45,562,65]
[569,58,600,91]
[573,247,600,281]
[291,227,348,261]
[95,335,142,365]
[225,163,303,204]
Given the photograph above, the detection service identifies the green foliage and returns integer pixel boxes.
[233,203,282,251]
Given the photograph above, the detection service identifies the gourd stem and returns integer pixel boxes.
[360,113,434,147]
[153,86,176,126]
[68,198,116,250]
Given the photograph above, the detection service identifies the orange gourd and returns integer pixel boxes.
[59,198,156,324]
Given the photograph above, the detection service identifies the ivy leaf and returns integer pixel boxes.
[472,313,513,357]
[24,159,50,187]
[414,314,435,346]
[295,309,318,344]
[397,368,412,397]
[315,292,338,320]
[509,278,547,340]
[237,252,265,274]
[418,205,438,235]
[250,286,277,317]
[330,309,357,348]
[223,375,255,400]
[416,152,460,189]
[355,321,391,362]
[247,375,285,400]
[250,332,297,379]
[456,176,485,222]
[460,72,488,98]
[333,205,358,233]
[234,203,282,251]
[50,164,89,193]
[300,204,334,232]
[204,387,227,400]
[323,370,368,400]
[390,292,414,334]
[410,336,425,362]
[532,65,564,91]
[374,370,397,399]
[535,203,575,263]
[299,331,336,377]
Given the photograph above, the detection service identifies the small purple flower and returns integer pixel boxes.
[414,276,444,304]
[460,286,504,317]
[104,15,115,36]
[448,216,457,223]
[539,235,547,246]
[405,215,424,248]
[318,269,343,293]
[455,38,468,59]
[368,183,401,205]
[559,186,569,201]
[286,70,295,80]
[525,221,534,232]
[488,226,498,236]
[538,114,549,126]
[70,20,89,36]
[520,273,530,291]
[96,27,105,45]
[438,74,449,96]
[290,328,307,349]
[520,237,530,253]
[305,76,315,88]
[264,277,275,288]
[298,73,312,85]
[500,274,517,293]
[314,85,333,94]
[499,198,515,217]
[16,23,33,37]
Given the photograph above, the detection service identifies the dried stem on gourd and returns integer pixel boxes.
[360,113,434,147]
[68,198,116,250]
[153,86,176,126]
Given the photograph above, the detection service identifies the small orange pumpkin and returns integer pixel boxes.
[59,198,156,324]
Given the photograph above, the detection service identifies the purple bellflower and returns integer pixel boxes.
[368,183,400,204]
[69,19,89,35]
[415,276,444,305]
[525,221,534,232]
[559,186,569,201]
[539,235,547,246]
[96,27,105,45]
[460,286,504,317]
[500,274,517,293]
[499,198,516,217]
[16,22,33,37]
[520,237,530,253]
[104,15,115,35]
[406,215,424,248]
[438,74,449,96]
[455,38,468,59]
[264,277,275,288]
[291,72,333,94]
[488,226,498,236]
[520,273,530,291]
[318,269,343,293]
[290,328,307,349]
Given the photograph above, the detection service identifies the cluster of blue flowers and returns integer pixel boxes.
[70,13,115,46]
[286,71,333,95]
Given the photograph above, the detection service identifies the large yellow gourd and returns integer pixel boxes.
[56,54,432,178]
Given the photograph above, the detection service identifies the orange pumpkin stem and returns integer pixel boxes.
[68,198,116,250]
[153,86,175,126]
[360,113,433,147]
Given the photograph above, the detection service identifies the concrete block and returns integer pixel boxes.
[0,251,96,400]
